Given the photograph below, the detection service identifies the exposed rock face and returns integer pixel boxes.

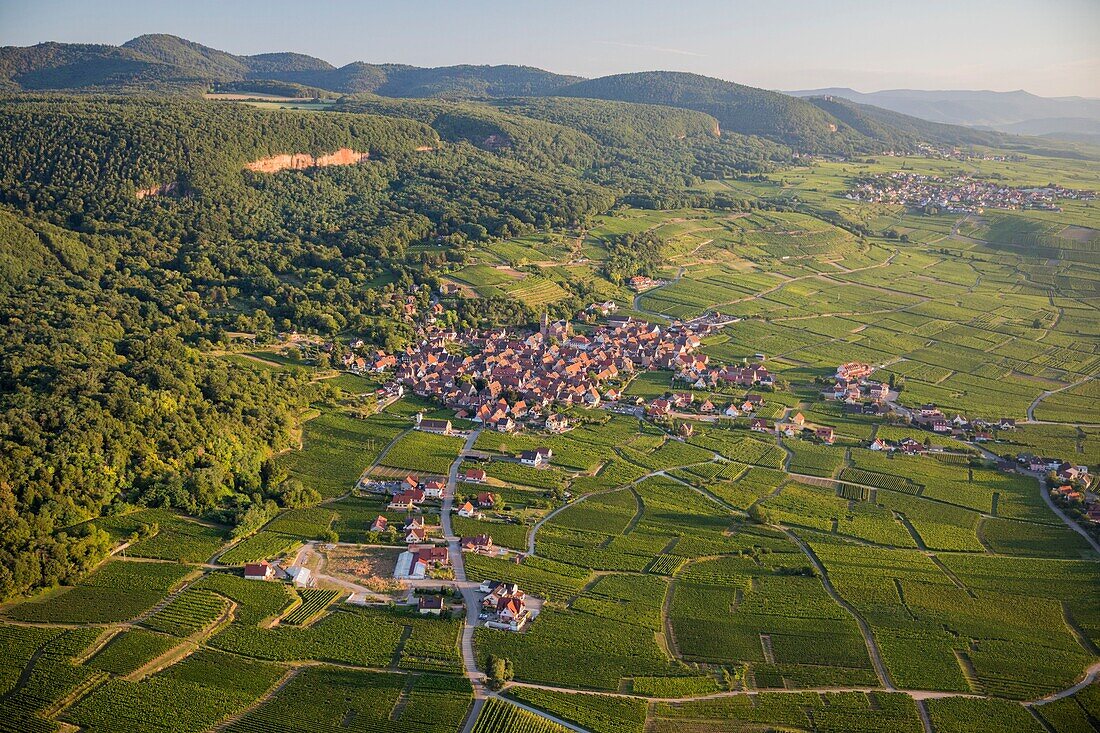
[244,147,369,173]
[135,181,180,199]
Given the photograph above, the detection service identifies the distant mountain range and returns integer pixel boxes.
[786,87,1100,141]
[0,34,1088,156]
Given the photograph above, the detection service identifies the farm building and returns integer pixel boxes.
[415,414,453,435]
[244,562,274,581]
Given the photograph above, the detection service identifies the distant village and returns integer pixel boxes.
[847,172,1096,213]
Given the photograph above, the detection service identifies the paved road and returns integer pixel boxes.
[967,442,1100,555]
[1025,375,1095,424]
[440,428,496,733]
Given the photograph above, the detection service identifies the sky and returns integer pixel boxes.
[1,0,1098,97]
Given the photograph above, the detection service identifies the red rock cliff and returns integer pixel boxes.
[244,147,369,173]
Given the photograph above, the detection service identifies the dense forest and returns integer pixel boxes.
[3,34,1077,158]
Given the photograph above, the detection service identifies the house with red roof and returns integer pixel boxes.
[244,562,274,581]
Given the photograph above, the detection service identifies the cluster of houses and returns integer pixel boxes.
[647,392,766,420]
[479,580,531,631]
[381,474,447,511]
[847,172,1095,213]
[825,362,890,406]
[628,275,663,292]
[243,560,313,588]
[750,411,836,444]
[910,405,1019,439]
[389,315,770,430]
[456,490,497,519]
[1050,484,1100,525]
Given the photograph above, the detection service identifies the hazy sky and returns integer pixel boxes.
[2,0,1097,97]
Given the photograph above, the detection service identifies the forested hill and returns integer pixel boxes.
[0,95,619,601]
[0,34,580,97]
[551,71,1021,155]
[0,34,1051,157]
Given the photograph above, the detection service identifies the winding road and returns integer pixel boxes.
[1025,375,1095,424]
[967,442,1100,555]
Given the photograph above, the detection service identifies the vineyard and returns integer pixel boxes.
[506,688,648,733]
[381,430,466,475]
[218,531,302,566]
[473,698,570,733]
[141,588,228,636]
[3,146,1100,732]
[223,667,472,733]
[281,588,342,625]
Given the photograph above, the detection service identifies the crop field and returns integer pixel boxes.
[279,408,407,497]
[473,698,570,733]
[263,507,336,539]
[0,624,66,696]
[190,572,294,625]
[784,439,846,477]
[5,561,193,624]
[381,430,465,474]
[476,602,673,690]
[479,459,567,490]
[63,649,285,733]
[86,629,178,676]
[224,667,471,733]
[813,543,1097,698]
[141,587,228,636]
[670,554,877,685]
[502,275,571,306]
[506,688,648,733]
[452,515,529,551]
[218,531,302,565]
[83,509,228,563]
[281,588,342,625]
[687,429,787,468]
[648,691,923,733]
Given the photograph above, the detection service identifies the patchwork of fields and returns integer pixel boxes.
[2,150,1098,733]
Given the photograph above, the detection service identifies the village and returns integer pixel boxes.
[847,171,1096,213]
[341,301,1097,540]
[385,311,769,430]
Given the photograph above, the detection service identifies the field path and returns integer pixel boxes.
[211,667,301,732]
[779,527,895,690]
[500,679,981,703]
[1025,375,1094,423]
[1025,660,1100,706]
